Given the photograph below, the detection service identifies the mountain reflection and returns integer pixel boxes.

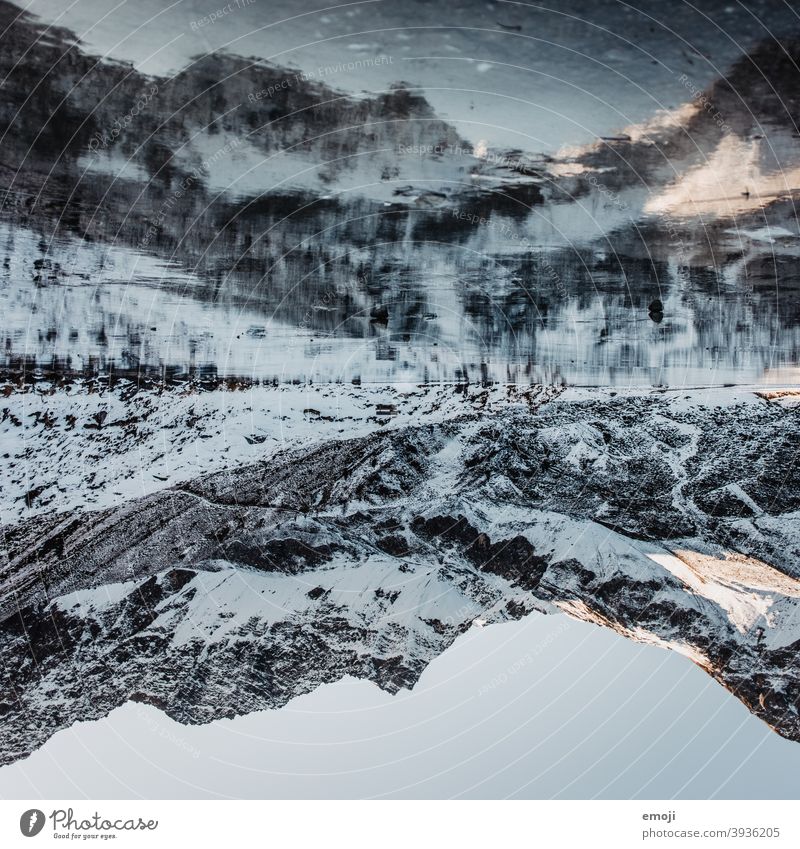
[1,3,800,387]
[4,209,799,386]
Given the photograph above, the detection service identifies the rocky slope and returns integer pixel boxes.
[1,385,799,765]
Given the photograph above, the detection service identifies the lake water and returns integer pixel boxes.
[4,1,800,389]
[5,212,800,389]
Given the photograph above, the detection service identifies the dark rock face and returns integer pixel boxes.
[2,388,800,765]
[410,515,548,589]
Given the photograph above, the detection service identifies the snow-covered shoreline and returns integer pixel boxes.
[6,378,800,525]
[1,380,564,523]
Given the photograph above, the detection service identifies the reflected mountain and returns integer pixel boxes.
[0,2,799,386]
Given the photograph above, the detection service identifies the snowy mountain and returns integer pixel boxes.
[1,383,799,765]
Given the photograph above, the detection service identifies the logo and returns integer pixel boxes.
[17,807,159,837]
[19,809,45,837]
